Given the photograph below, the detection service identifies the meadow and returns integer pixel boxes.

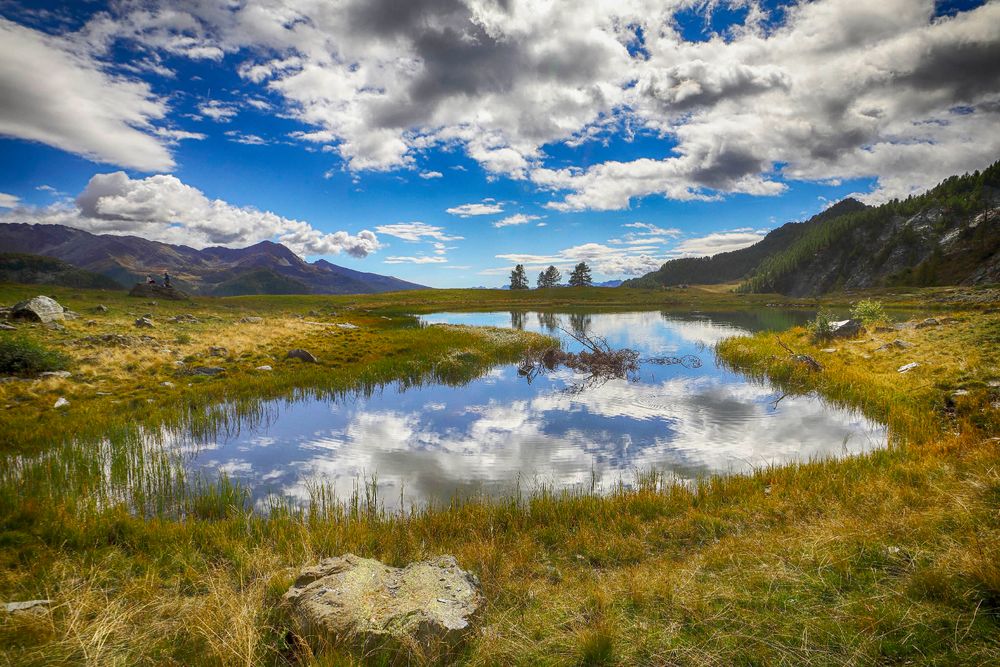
[0,282,997,665]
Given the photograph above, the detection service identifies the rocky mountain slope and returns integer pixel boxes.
[0,224,426,296]
[624,160,1000,296]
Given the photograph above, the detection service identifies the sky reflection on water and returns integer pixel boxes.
[180,310,885,510]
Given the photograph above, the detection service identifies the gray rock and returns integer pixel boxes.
[283,554,481,658]
[134,317,155,328]
[93,305,109,313]
[45,322,65,331]
[53,397,69,408]
[336,322,358,330]
[0,323,15,331]
[160,381,175,388]
[191,366,224,376]
[4,599,51,616]
[286,349,318,363]
[898,362,920,373]
[208,346,228,357]
[239,316,263,324]
[40,371,71,379]
[829,318,863,338]
[11,296,65,324]
[255,365,273,371]
[915,318,940,329]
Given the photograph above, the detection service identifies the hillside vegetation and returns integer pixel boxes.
[0,253,122,290]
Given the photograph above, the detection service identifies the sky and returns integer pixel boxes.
[0,0,997,288]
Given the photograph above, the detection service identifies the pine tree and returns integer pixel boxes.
[568,261,593,287]
[509,264,528,290]
[537,265,561,288]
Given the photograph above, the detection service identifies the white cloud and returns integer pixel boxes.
[384,256,448,264]
[446,201,504,217]
[669,230,769,257]
[197,100,238,122]
[0,193,20,209]
[494,241,663,277]
[225,131,267,145]
[0,18,173,171]
[419,171,443,179]
[493,214,540,228]
[1,172,381,258]
[375,222,463,242]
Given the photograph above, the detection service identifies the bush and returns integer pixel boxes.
[0,335,70,376]
[851,299,888,327]
[807,310,835,342]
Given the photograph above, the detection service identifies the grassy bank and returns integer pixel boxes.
[1,284,998,664]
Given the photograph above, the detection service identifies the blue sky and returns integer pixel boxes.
[0,0,996,287]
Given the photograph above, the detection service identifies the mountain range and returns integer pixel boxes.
[624,160,1000,296]
[0,224,426,296]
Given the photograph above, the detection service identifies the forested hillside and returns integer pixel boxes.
[623,160,1000,295]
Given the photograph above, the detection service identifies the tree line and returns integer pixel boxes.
[509,262,593,289]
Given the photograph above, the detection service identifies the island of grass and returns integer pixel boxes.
[0,282,998,665]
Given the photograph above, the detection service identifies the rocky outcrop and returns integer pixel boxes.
[128,283,189,300]
[283,554,481,660]
[11,296,64,323]
[829,319,863,338]
[286,349,318,363]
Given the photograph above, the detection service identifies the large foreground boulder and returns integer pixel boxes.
[11,296,64,323]
[829,318,863,338]
[128,283,189,300]
[283,554,481,660]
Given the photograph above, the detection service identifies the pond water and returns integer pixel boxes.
[179,310,886,511]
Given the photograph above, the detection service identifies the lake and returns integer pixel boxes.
[177,309,886,511]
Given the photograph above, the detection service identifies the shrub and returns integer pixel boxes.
[807,310,835,342]
[851,299,889,327]
[0,335,70,376]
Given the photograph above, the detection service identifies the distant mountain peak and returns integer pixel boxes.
[0,223,428,296]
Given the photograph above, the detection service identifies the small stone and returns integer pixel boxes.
[161,381,175,388]
[255,365,273,371]
[952,389,969,397]
[897,362,920,373]
[53,397,69,408]
[4,600,51,616]
[174,360,186,367]
[915,318,940,329]
[208,346,228,357]
[820,348,837,353]
[93,305,109,313]
[134,317,155,328]
[286,349,318,363]
[336,322,358,330]
[45,322,65,331]
[238,316,263,324]
[0,323,15,331]
[40,371,71,379]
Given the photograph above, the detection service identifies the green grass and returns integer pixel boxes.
[0,283,998,665]
[0,335,69,376]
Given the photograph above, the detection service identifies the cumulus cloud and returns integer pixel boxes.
[494,241,663,277]
[0,18,173,171]
[9,0,999,207]
[197,100,238,122]
[375,222,463,242]
[446,201,504,217]
[493,214,540,228]
[419,171,443,179]
[3,172,380,258]
[669,230,769,257]
[0,193,20,208]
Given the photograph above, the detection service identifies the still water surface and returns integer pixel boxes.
[181,310,886,510]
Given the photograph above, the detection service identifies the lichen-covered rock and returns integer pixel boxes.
[283,554,481,660]
[134,317,155,328]
[11,296,64,323]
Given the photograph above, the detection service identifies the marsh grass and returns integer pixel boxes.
[0,284,998,665]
